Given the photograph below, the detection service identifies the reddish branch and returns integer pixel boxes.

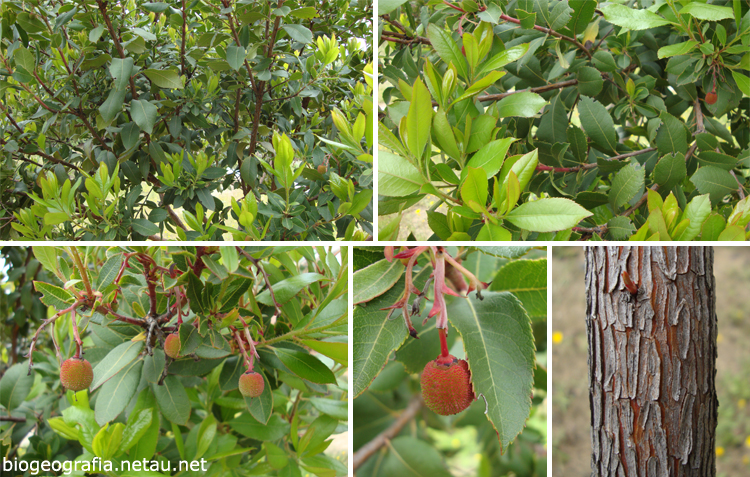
[95,0,138,99]
[536,147,657,173]
[499,13,591,58]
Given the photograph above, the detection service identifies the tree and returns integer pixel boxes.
[377,0,750,241]
[1,0,373,241]
[0,245,349,476]
[584,246,717,476]
[353,246,546,476]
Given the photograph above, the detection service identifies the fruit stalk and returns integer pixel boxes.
[439,328,450,359]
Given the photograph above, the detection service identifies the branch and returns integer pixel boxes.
[499,13,591,58]
[477,78,579,102]
[352,396,423,470]
[535,147,657,173]
[95,0,138,99]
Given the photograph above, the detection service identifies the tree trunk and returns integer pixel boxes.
[584,247,718,477]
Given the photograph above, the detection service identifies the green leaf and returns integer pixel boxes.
[34,281,74,309]
[675,194,711,241]
[406,78,432,159]
[461,167,489,210]
[495,92,546,118]
[690,166,738,205]
[256,272,325,306]
[309,397,347,420]
[448,292,535,451]
[432,111,462,159]
[131,218,160,237]
[274,348,336,384]
[153,375,191,425]
[282,24,313,44]
[99,88,127,123]
[592,51,617,72]
[426,24,468,80]
[130,99,158,135]
[505,198,592,232]
[655,111,688,156]
[696,151,738,171]
[378,151,425,197]
[537,93,568,145]
[717,224,745,240]
[653,152,687,191]
[489,259,546,321]
[609,163,645,208]
[576,66,603,96]
[95,360,142,425]
[463,137,517,180]
[548,0,573,30]
[475,44,529,77]
[377,437,453,477]
[451,70,505,105]
[578,96,618,154]
[378,0,409,15]
[600,4,674,30]
[679,3,734,21]
[566,0,597,34]
[0,362,35,411]
[300,340,348,367]
[352,259,404,305]
[226,46,245,71]
[606,216,636,240]
[230,414,290,441]
[143,68,184,89]
[109,57,134,91]
[657,40,699,59]
[91,341,144,390]
[731,70,750,97]
[353,266,430,396]
[13,47,35,74]
[290,7,318,18]
[476,222,513,240]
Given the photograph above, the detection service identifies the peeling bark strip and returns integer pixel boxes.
[584,247,718,477]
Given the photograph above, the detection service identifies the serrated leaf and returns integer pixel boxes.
[353,259,404,305]
[504,198,592,232]
[690,166,738,205]
[600,4,674,30]
[448,293,535,452]
[143,69,184,89]
[578,96,618,154]
[609,163,645,208]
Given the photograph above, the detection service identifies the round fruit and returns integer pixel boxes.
[60,358,93,392]
[164,333,181,359]
[239,371,265,397]
[705,91,717,105]
[317,164,327,174]
[420,354,474,416]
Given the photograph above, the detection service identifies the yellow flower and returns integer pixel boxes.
[716,446,725,457]
[739,398,747,410]
[552,331,564,344]
[745,436,750,448]
[415,209,422,215]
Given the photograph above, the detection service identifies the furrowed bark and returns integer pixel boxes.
[584,246,717,477]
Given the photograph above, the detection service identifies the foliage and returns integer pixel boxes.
[353,246,547,476]
[378,0,750,241]
[0,245,349,476]
[0,0,373,241]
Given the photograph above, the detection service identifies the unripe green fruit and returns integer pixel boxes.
[164,333,181,359]
[60,358,93,392]
[420,355,474,415]
[705,91,717,105]
[239,371,264,397]
[317,164,327,174]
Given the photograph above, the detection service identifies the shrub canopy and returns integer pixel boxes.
[1,0,373,241]
[378,0,750,241]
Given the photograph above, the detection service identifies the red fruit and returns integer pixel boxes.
[705,91,717,105]
[164,333,181,359]
[239,371,265,397]
[60,358,93,392]
[420,354,475,415]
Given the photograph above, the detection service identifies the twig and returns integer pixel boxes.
[499,13,591,58]
[352,396,423,470]
[535,147,657,173]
